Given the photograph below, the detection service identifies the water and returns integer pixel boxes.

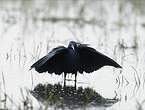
[0,0,145,109]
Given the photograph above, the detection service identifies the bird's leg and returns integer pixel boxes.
[75,73,77,82]
[74,73,77,88]
[64,73,66,87]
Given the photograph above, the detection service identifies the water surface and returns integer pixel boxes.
[0,0,145,110]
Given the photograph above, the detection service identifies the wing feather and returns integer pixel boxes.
[30,46,69,74]
[77,45,122,73]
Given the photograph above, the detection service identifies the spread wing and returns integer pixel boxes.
[77,45,122,73]
[30,46,71,75]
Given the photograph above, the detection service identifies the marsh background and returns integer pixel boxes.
[0,0,145,110]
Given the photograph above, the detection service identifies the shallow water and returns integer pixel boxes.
[0,0,145,110]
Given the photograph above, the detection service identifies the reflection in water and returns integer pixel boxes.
[31,83,118,109]
[1,0,145,109]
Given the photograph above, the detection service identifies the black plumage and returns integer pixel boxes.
[30,41,122,84]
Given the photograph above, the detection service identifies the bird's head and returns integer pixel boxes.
[68,41,89,50]
[68,41,80,50]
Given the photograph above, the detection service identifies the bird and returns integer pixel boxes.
[30,41,122,86]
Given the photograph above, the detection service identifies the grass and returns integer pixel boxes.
[0,0,145,110]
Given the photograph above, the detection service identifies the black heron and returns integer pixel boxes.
[30,41,122,86]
